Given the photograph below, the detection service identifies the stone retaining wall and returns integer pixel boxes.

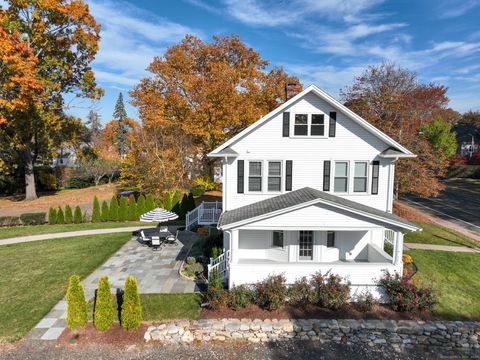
[145,318,480,356]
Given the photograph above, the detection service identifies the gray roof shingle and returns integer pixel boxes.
[218,187,417,230]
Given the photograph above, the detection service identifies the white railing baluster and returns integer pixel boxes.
[207,249,231,281]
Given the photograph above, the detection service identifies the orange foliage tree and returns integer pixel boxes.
[0,1,102,199]
[341,62,452,197]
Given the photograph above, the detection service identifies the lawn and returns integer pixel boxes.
[0,221,169,240]
[408,249,480,320]
[0,233,131,342]
[404,221,479,248]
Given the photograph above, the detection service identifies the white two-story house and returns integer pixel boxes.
[205,84,420,298]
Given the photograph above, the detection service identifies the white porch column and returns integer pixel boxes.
[393,231,404,265]
[231,229,239,263]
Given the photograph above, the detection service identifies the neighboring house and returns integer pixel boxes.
[190,84,420,299]
[52,146,78,168]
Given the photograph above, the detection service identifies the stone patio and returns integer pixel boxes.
[28,229,204,341]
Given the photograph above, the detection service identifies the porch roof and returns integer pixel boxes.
[218,187,419,231]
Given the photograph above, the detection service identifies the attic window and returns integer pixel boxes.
[311,114,325,136]
[294,114,308,136]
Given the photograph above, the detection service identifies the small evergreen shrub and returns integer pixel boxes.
[227,284,253,310]
[203,234,223,258]
[145,194,155,212]
[66,275,88,330]
[121,275,142,330]
[186,256,196,265]
[136,195,146,217]
[82,210,88,223]
[254,274,287,311]
[109,196,118,221]
[92,196,101,223]
[288,276,315,308]
[378,271,436,312]
[171,190,181,214]
[162,192,172,211]
[94,276,115,331]
[311,271,350,310]
[206,287,228,310]
[178,193,189,219]
[101,201,109,222]
[48,208,57,225]
[19,212,46,225]
[127,194,137,221]
[56,207,65,224]
[190,184,205,197]
[355,289,377,312]
[187,192,196,211]
[183,261,204,278]
[73,206,83,224]
[211,246,222,258]
[64,205,73,224]
[208,268,223,289]
[118,196,128,221]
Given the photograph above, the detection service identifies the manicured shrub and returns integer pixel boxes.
[211,246,222,258]
[66,275,88,330]
[171,190,181,214]
[206,287,228,310]
[19,212,46,225]
[136,195,146,217]
[227,285,253,310]
[56,207,65,224]
[82,210,88,223]
[311,271,350,310]
[204,234,223,258]
[355,289,377,312]
[288,276,315,308]
[186,256,196,265]
[183,260,204,279]
[145,194,155,212]
[254,274,287,311]
[101,201,109,222]
[121,275,142,330]
[73,206,82,224]
[208,268,223,289]
[48,208,57,225]
[0,216,21,227]
[118,196,128,221]
[187,192,196,211]
[109,196,118,221]
[94,276,115,331]
[92,196,101,223]
[127,194,137,221]
[190,184,205,197]
[378,271,436,312]
[178,193,189,219]
[64,205,73,224]
[162,192,172,211]
[193,176,216,191]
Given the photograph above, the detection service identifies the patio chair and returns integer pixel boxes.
[138,230,151,246]
[158,225,169,233]
[151,236,162,251]
[164,230,178,246]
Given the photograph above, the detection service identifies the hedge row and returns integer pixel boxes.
[48,205,85,225]
[0,213,47,226]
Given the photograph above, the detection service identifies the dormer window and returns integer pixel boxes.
[294,114,308,136]
[292,113,327,137]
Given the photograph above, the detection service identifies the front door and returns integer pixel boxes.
[299,231,313,260]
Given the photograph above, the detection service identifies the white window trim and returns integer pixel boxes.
[267,160,283,193]
[245,160,285,195]
[329,160,372,196]
[353,161,369,194]
[290,113,329,138]
[333,160,350,194]
[271,230,286,250]
[247,160,263,193]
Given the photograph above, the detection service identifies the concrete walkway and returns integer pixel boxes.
[0,226,155,246]
[404,242,480,253]
[28,230,204,341]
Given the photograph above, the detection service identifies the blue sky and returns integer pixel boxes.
[70,0,480,123]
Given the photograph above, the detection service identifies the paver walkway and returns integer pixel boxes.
[404,242,480,253]
[0,226,155,246]
[28,230,204,341]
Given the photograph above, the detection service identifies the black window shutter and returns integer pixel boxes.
[329,112,336,137]
[237,160,244,193]
[371,161,379,195]
[285,160,293,191]
[323,161,331,191]
[283,112,290,137]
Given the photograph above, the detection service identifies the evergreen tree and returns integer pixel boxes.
[187,192,196,212]
[66,275,88,330]
[109,196,119,221]
[86,109,102,143]
[178,193,189,219]
[145,194,155,212]
[118,196,128,221]
[56,206,65,224]
[113,93,130,158]
[92,196,101,222]
[94,276,115,331]
[127,194,137,221]
[171,190,180,214]
[101,200,109,222]
[136,195,146,217]
[64,205,73,224]
[74,206,83,224]
[48,208,57,225]
[163,191,172,210]
[121,276,142,330]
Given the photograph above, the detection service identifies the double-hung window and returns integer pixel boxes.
[334,161,349,193]
[268,161,282,192]
[272,230,284,248]
[310,114,325,136]
[294,114,308,136]
[293,114,326,136]
[299,231,313,260]
[248,161,262,192]
[354,162,368,192]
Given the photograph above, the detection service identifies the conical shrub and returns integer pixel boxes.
[187,192,196,211]
[163,192,172,210]
[65,205,73,224]
[127,194,137,221]
[66,275,87,330]
[94,276,115,331]
[118,196,128,221]
[74,206,82,224]
[92,196,101,223]
[136,195,146,218]
[101,200,109,222]
[109,196,118,221]
[178,193,189,219]
[48,208,57,225]
[121,275,142,330]
[56,207,65,224]
[145,194,155,212]
[171,190,181,214]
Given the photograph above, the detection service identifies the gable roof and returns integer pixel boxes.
[218,187,419,231]
[208,84,415,158]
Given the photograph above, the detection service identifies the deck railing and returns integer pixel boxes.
[186,201,222,230]
[207,249,231,280]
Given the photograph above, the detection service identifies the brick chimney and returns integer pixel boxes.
[285,83,301,101]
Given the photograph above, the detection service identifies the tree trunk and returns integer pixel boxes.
[204,158,216,180]
[23,149,38,201]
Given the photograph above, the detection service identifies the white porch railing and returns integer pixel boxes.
[208,249,231,281]
[384,229,395,246]
[186,201,222,230]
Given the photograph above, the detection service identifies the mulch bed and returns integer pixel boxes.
[57,323,148,347]
[199,303,435,321]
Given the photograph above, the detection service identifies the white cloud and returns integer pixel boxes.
[436,0,480,18]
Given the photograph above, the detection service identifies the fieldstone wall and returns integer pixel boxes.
[145,318,480,355]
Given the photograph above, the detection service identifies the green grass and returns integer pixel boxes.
[408,249,480,320]
[0,221,161,240]
[405,222,479,248]
[0,233,131,342]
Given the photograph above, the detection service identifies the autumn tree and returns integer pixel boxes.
[129,34,300,184]
[341,62,453,197]
[0,0,102,200]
